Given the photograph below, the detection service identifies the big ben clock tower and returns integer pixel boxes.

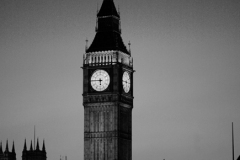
[82,0,134,160]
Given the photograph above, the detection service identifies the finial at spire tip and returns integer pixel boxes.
[85,38,89,52]
[128,41,131,54]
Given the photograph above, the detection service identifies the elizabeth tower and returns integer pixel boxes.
[82,0,134,160]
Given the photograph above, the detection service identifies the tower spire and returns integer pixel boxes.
[42,139,45,151]
[36,138,39,150]
[87,0,129,54]
[30,140,33,151]
[232,122,235,160]
[0,142,3,154]
[5,140,9,153]
[23,139,27,151]
[12,141,15,153]
[34,125,36,150]
[97,0,119,22]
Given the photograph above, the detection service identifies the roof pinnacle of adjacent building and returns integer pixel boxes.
[5,140,9,153]
[0,142,2,154]
[12,141,15,153]
[42,139,45,151]
[23,139,27,151]
[30,140,33,151]
[36,138,40,150]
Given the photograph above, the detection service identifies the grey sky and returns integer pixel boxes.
[0,0,240,160]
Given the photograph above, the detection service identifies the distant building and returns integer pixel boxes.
[22,139,46,160]
[0,139,47,160]
[0,141,16,160]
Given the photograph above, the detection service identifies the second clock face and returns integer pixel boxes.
[91,70,110,91]
[122,71,131,93]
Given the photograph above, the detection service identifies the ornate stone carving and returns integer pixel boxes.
[120,95,133,105]
[83,94,118,104]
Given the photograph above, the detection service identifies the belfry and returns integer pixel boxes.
[82,0,134,160]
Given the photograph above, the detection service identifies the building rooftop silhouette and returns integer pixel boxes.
[0,139,47,160]
[0,141,16,160]
[22,139,46,160]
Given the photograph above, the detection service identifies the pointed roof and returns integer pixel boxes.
[87,31,129,54]
[237,155,240,160]
[5,140,9,153]
[23,139,27,151]
[12,141,15,153]
[42,140,45,151]
[0,142,3,154]
[36,138,39,150]
[30,140,33,151]
[87,0,129,54]
[97,0,119,18]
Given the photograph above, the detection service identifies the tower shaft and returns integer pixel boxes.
[83,1,134,160]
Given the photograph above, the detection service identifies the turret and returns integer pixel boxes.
[0,142,3,154]
[30,140,33,151]
[0,142,3,159]
[36,138,40,151]
[12,141,15,154]
[4,140,9,153]
[42,140,45,152]
[23,139,27,151]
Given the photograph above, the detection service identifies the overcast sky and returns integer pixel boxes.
[0,0,240,160]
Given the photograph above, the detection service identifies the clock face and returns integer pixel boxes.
[122,71,131,93]
[91,70,110,91]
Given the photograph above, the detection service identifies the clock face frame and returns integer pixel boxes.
[122,71,131,93]
[91,70,110,91]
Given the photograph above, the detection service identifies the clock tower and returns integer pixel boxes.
[82,0,134,160]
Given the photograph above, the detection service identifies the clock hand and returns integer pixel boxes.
[123,80,129,84]
[99,78,102,85]
[91,79,103,85]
